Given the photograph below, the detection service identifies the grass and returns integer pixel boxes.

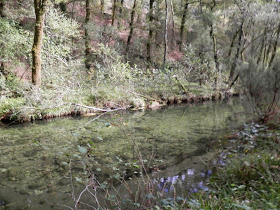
[186,121,280,209]
[0,72,220,123]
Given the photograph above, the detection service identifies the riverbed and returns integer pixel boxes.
[0,98,249,209]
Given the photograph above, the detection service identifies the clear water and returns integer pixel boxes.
[0,98,249,209]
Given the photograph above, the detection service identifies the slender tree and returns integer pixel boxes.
[118,0,124,28]
[208,0,219,85]
[85,0,93,72]
[163,0,168,67]
[0,0,5,17]
[126,0,137,54]
[268,24,280,67]
[32,0,50,86]
[170,0,176,48]
[228,16,244,88]
[112,0,117,25]
[179,0,189,51]
[147,0,155,64]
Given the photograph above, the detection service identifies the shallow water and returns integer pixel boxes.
[0,98,248,209]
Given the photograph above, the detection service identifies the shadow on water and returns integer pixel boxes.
[0,97,250,209]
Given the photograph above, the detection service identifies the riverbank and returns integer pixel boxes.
[186,120,280,209]
[0,76,235,124]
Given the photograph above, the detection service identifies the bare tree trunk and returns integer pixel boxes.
[264,32,274,64]
[112,0,117,26]
[85,0,93,73]
[210,24,219,86]
[147,0,155,64]
[32,0,49,86]
[268,24,280,67]
[154,0,161,48]
[179,0,188,51]
[228,30,239,58]
[163,0,168,67]
[125,0,137,54]
[0,0,5,17]
[228,17,244,88]
[170,0,176,49]
[117,0,124,28]
[257,27,267,64]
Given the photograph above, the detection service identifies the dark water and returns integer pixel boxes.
[0,98,249,209]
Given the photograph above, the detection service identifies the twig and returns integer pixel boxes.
[75,186,88,209]
[69,159,76,202]
[20,64,30,81]
[71,103,127,112]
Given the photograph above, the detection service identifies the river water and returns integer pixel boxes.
[0,98,249,209]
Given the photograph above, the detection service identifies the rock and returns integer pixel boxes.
[148,101,161,109]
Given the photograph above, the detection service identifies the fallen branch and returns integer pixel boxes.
[70,103,127,112]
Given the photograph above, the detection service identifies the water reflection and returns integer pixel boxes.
[154,168,212,195]
[0,98,248,209]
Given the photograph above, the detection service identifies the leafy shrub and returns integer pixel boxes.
[239,59,280,121]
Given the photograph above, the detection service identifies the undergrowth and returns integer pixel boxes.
[187,123,280,209]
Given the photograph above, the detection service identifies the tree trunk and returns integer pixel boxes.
[154,0,161,48]
[117,0,124,28]
[32,0,49,86]
[268,24,280,67]
[228,29,239,58]
[210,24,219,88]
[125,0,137,54]
[179,0,188,51]
[85,0,93,72]
[112,0,117,26]
[170,0,176,49]
[257,27,267,64]
[209,25,218,70]
[228,17,244,88]
[147,0,155,64]
[0,0,5,17]
[163,0,168,67]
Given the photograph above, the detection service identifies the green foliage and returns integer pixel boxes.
[43,7,80,67]
[186,123,280,210]
[0,19,32,63]
[239,59,280,120]
[195,152,280,210]
[0,97,26,120]
[94,43,132,83]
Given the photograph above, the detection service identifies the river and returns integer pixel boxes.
[0,98,249,209]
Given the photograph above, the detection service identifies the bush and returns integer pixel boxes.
[239,59,280,121]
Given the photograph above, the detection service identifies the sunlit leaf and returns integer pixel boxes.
[75,177,82,183]
[77,146,87,154]
[97,137,103,141]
